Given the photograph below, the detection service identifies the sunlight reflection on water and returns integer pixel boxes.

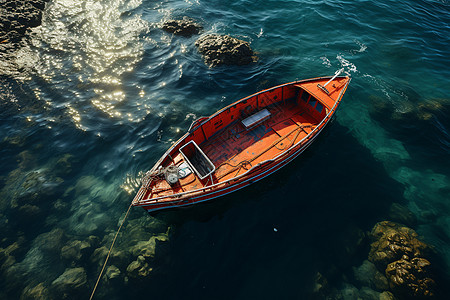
[27,0,148,128]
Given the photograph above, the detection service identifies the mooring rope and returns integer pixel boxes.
[89,202,133,300]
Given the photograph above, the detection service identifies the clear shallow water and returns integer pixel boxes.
[1,0,449,299]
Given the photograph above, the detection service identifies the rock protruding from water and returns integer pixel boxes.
[195,34,257,67]
[0,0,49,50]
[368,221,436,298]
[162,17,203,37]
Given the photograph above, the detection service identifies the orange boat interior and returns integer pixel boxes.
[138,77,348,202]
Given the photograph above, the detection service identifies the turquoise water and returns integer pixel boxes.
[1,0,449,298]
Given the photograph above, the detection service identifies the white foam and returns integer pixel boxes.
[320,56,331,67]
[337,55,357,74]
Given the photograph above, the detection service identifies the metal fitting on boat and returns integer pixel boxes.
[164,165,179,185]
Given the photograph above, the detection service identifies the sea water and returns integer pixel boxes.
[0,0,449,299]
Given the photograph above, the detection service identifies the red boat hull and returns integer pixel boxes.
[132,74,351,213]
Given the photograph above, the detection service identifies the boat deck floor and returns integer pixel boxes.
[203,102,318,181]
[148,102,319,199]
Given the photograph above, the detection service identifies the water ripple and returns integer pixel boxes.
[22,0,149,131]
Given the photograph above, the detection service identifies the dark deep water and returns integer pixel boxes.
[1,0,450,299]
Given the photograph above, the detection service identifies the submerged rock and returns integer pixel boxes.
[353,260,389,291]
[17,150,37,170]
[124,216,169,244]
[195,34,258,67]
[18,204,41,220]
[11,228,66,283]
[61,240,91,263]
[126,255,152,278]
[90,245,128,271]
[34,228,66,254]
[339,283,359,299]
[385,256,435,298]
[370,93,450,123]
[53,154,76,177]
[129,234,169,259]
[368,221,437,299]
[51,267,88,298]
[105,265,121,281]
[310,272,329,299]
[3,135,27,148]
[359,286,382,300]
[388,203,417,227]
[368,221,430,270]
[3,155,64,220]
[20,283,51,300]
[0,242,22,272]
[161,17,203,37]
[379,291,397,300]
[0,0,50,77]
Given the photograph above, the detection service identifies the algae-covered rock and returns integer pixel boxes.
[90,246,128,270]
[3,241,21,257]
[3,135,27,148]
[61,240,91,262]
[379,291,397,300]
[0,240,25,272]
[162,17,203,37]
[20,282,51,300]
[105,265,121,281]
[0,245,17,271]
[368,221,430,270]
[87,235,100,249]
[90,246,108,265]
[126,255,152,278]
[34,228,66,254]
[17,150,37,170]
[53,199,68,211]
[52,154,75,177]
[353,260,389,291]
[124,216,169,245]
[18,204,41,219]
[310,272,329,299]
[129,234,169,259]
[339,283,359,299]
[51,267,88,298]
[368,221,437,299]
[373,269,390,291]
[385,256,435,298]
[195,34,257,67]
[6,166,63,210]
[359,286,381,300]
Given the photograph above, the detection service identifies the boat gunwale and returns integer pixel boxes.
[133,76,351,206]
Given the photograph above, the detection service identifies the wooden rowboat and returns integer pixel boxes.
[132,70,351,213]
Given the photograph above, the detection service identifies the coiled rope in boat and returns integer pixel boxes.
[89,202,133,300]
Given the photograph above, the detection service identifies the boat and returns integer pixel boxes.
[132,69,351,213]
